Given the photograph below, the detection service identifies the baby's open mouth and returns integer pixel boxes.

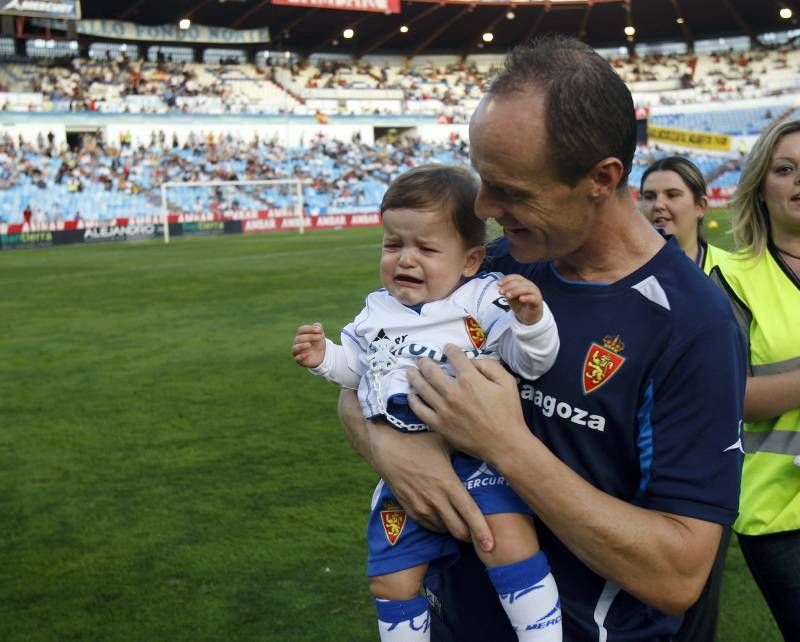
[396,275,423,284]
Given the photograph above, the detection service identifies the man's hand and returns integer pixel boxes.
[337,390,494,551]
[407,345,530,465]
[499,274,544,325]
[292,322,326,368]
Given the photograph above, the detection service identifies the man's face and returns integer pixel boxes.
[469,89,595,263]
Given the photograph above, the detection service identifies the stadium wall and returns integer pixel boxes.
[0,210,381,250]
[0,111,464,146]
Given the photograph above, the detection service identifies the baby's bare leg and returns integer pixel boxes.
[370,563,429,601]
[474,513,540,567]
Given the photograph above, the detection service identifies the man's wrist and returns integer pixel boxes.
[364,419,393,472]
[489,425,542,481]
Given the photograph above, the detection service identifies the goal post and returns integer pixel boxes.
[160,178,305,244]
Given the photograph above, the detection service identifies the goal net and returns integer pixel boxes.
[159,178,305,243]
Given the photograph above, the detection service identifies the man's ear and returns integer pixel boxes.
[464,244,487,277]
[589,157,625,200]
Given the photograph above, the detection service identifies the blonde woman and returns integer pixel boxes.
[713,119,800,639]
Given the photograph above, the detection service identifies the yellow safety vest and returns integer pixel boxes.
[701,241,730,276]
[713,247,800,535]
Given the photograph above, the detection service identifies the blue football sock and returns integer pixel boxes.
[375,595,430,642]
[488,551,562,641]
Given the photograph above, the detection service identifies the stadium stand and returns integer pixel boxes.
[649,102,794,136]
[0,130,473,225]
[0,31,798,229]
[2,120,754,228]
[2,46,799,119]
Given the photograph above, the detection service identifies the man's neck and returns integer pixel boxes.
[554,193,665,283]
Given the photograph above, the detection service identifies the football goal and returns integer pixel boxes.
[159,178,305,243]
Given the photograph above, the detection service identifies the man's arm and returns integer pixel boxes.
[407,347,725,615]
[337,389,494,550]
[500,427,721,615]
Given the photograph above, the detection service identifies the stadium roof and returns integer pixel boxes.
[80,0,799,56]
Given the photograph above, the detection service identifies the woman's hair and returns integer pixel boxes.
[731,118,800,255]
[380,164,485,247]
[640,156,708,204]
[640,156,709,242]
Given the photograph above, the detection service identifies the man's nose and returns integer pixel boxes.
[475,186,502,220]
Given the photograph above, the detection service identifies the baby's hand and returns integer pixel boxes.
[498,275,544,325]
[292,323,326,368]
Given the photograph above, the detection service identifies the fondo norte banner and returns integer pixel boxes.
[78,20,270,44]
[647,125,732,152]
[0,0,80,19]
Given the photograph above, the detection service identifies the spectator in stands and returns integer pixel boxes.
[639,156,730,272]
[338,35,746,641]
[31,168,46,189]
[739,140,748,158]
[714,119,800,641]
[22,204,32,225]
[640,156,732,642]
[67,174,83,193]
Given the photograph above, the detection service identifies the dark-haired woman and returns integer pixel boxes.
[640,156,729,276]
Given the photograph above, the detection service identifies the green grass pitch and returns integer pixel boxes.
[0,214,780,641]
